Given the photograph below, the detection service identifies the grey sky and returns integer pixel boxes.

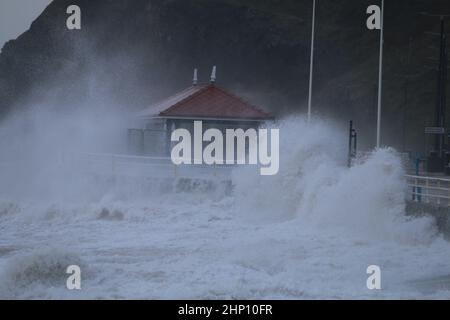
[0,0,52,48]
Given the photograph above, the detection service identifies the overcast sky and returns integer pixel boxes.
[0,0,52,48]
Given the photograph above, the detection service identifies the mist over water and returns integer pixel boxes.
[0,109,449,299]
[234,117,437,243]
[0,102,131,201]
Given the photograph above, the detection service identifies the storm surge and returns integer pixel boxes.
[0,115,448,299]
[233,117,438,244]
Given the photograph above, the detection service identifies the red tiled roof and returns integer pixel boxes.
[140,84,272,120]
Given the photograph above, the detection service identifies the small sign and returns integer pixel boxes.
[425,127,445,134]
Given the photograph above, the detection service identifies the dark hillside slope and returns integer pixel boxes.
[1,0,450,150]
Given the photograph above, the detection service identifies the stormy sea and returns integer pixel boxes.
[0,114,449,299]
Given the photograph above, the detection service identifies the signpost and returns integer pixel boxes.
[425,127,446,135]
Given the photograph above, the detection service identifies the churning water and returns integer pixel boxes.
[0,115,449,299]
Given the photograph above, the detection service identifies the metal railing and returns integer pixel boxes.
[77,152,235,181]
[4,153,450,207]
[405,174,450,207]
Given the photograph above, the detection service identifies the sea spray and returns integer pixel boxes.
[233,117,438,244]
[0,115,447,299]
[0,248,85,299]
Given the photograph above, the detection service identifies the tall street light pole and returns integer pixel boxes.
[376,0,384,148]
[307,0,316,122]
[421,12,450,162]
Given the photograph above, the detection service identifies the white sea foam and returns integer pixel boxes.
[0,115,449,299]
[233,117,438,244]
[0,248,85,299]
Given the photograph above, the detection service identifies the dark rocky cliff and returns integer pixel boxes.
[1,0,450,151]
